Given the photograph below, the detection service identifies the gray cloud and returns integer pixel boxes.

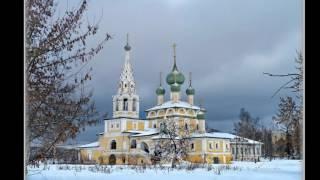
[62,0,302,144]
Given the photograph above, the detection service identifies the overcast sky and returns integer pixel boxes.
[62,0,302,144]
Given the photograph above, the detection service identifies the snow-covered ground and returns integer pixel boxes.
[27,159,302,180]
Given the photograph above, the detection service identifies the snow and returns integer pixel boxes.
[77,141,99,148]
[131,131,159,137]
[191,132,263,144]
[145,100,201,111]
[27,159,302,180]
[191,132,236,139]
[124,129,159,137]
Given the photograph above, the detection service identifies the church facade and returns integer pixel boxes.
[79,35,261,165]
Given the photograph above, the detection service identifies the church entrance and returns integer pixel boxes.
[109,154,116,165]
[213,157,219,164]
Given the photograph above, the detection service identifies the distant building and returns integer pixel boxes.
[272,130,286,144]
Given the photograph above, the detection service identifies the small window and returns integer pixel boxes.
[185,123,188,130]
[153,124,156,128]
[111,124,114,128]
[216,143,219,149]
[116,123,119,128]
[131,139,137,149]
[123,98,128,111]
[133,98,137,111]
[191,143,194,150]
[196,124,199,130]
[111,140,117,150]
[226,144,229,150]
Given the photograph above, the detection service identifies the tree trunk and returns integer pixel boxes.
[25,116,30,174]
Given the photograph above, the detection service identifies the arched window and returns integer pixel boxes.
[123,98,128,111]
[111,140,117,150]
[116,99,119,111]
[196,124,199,130]
[153,124,157,128]
[132,98,137,111]
[216,143,219,149]
[191,143,194,150]
[141,142,149,153]
[154,144,162,157]
[209,143,212,149]
[185,123,188,130]
[131,139,137,149]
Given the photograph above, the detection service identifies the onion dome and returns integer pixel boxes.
[166,43,185,88]
[156,72,166,95]
[186,72,195,95]
[170,83,181,92]
[156,86,165,95]
[124,33,131,51]
[124,44,131,51]
[186,87,195,95]
[196,111,205,119]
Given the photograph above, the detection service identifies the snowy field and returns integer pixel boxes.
[27,159,302,180]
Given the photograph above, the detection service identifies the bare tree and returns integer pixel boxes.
[264,52,303,159]
[154,118,190,168]
[272,96,298,159]
[263,51,303,98]
[25,0,110,167]
[234,108,261,140]
[261,127,273,161]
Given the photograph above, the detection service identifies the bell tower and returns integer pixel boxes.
[112,34,139,118]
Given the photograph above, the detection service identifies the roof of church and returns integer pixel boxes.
[126,129,159,137]
[77,141,99,148]
[145,100,201,111]
[191,132,263,144]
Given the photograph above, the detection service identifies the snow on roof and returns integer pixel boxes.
[151,134,180,139]
[131,131,159,137]
[97,132,104,135]
[145,100,201,111]
[191,132,237,139]
[191,132,263,144]
[77,141,99,148]
[125,129,159,137]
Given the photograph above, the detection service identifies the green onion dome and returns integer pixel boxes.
[156,86,165,95]
[186,87,195,95]
[197,111,205,119]
[166,65,185,85]
[170,83,181,92]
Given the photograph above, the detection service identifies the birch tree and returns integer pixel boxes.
[154,118,190,168]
